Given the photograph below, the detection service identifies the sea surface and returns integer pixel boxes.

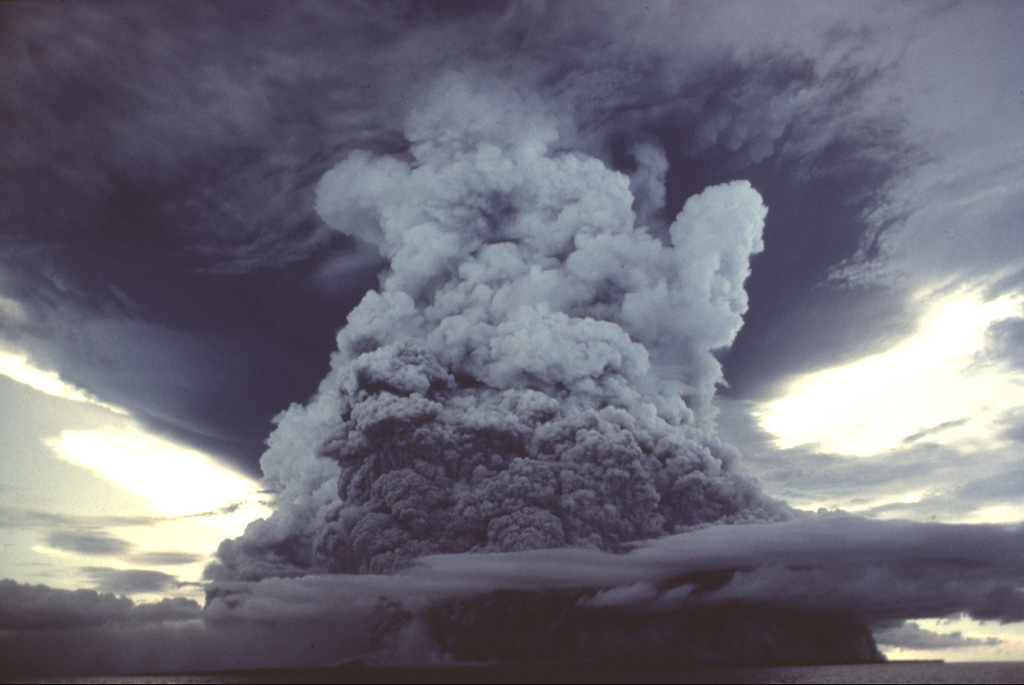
[19,661,1024,684]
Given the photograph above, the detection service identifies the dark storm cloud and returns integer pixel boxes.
[0,0,1017,467]
[45,530,132,557]
[0,0,402,469]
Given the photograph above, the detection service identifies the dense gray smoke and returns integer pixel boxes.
[211,73,787,580]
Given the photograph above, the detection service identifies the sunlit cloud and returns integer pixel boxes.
[755,286,1024,456]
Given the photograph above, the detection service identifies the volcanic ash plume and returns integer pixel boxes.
[212,73,787,580]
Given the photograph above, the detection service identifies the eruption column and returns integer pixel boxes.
[211,73,786,580]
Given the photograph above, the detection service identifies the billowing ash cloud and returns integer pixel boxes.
[211,72,786,580]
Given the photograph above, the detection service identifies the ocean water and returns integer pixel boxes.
[20,661,1024,684]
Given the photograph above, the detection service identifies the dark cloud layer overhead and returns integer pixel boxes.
[1,0,982,466]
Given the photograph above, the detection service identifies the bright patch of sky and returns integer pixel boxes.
[46,426,264,523]
[878,614,1024,663]
[755,286,1024,457]
[0,355,270,603]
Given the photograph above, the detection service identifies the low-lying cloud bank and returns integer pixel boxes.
[2,515,1021,676]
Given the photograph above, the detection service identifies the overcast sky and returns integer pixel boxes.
[1,0,1023,676]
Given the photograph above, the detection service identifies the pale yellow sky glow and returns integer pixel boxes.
[46,426,266,521]
[41,423,272,601]
[755,287,1024,457]
[0,348,267,526]
[881,615,1024,663]
[0,354,271,603]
